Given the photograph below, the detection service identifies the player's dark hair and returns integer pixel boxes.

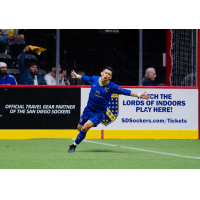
[103,66,114,75]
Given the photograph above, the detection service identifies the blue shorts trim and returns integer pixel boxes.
[79,106,105,127]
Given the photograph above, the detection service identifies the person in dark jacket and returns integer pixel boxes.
[18,45,46,85]
[142,67,158,86]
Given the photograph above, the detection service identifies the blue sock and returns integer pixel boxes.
[75,130,87,145]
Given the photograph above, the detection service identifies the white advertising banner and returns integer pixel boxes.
[81,88,198,130]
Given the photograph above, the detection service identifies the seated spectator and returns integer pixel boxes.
[142,67,158,86]
[0,62,17,85]
[0,29,24,44]
[44,63,70,85]
[18,45,46,85]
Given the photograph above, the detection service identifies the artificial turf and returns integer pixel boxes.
[0,139,200,169]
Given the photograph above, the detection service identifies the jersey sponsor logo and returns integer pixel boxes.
[95,90,100,95]
[101,94,119,126]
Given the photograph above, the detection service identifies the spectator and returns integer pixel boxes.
[142,67,158,86]
[0,62,17,85]
[0,29,24,44]
[18,45,46,85]
[44,63,70,85]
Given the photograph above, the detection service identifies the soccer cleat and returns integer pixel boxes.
[68,144,76,153]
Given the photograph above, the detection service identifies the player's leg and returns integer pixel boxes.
[68,106,105,153]
[68,106,90,153]
[77,124,82,132]
[73,119,90,146]
[76,108,89,139]
[68,120,95,153]
[75,120,94,144]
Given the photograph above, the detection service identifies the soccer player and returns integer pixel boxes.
[68,67,150,153]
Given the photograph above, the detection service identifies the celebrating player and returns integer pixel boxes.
[68,67,150,153]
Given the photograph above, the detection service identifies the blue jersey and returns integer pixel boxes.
[0,73,17,85]
[81,75,131,112]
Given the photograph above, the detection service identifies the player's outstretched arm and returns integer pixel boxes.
[130,91,150,100]
[71,70,82,80]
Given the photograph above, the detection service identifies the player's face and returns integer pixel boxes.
[0,67,7,75]
[29,65,38,75]
[101,69,112,81]
[148,69,156,81]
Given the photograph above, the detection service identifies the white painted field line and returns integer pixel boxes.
[71,139,200,160]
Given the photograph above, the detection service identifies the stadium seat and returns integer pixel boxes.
[8,39,26,61]
[37,69,46,76]
[0,53,13,68]
[0,42,8,54]
[7,68,20,84]
[7,68,20,74]
[182,73,196,86]
[24,53,37,60]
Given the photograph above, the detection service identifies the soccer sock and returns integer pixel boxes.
[74,130,87,145]
[73,142,77,146]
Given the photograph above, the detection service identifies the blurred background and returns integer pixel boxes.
[18,29,166,85]
[1,29,197,86]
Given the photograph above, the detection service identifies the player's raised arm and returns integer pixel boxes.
[71,70,82,80]
[130,90,150,100]
[71,70,93,84]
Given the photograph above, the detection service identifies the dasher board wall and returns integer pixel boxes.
[0,87,80,129]
[0,86,198,139]
[81,87,198,139]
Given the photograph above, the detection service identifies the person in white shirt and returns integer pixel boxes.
[44,64,70,85]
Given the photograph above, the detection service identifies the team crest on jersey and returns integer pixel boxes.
[101,94,119,126]
[104,87,109,92]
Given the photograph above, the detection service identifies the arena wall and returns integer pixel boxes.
[0,85,198,139]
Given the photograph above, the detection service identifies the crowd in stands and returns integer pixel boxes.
[0,29,163,86]
[0,29,71,85]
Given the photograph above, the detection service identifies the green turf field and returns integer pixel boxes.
[0,139,200,169]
